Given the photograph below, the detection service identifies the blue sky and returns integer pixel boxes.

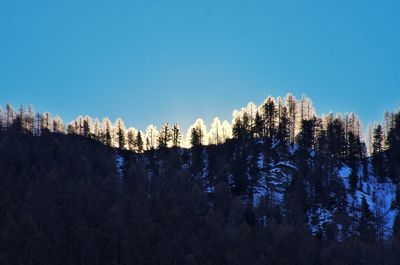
[0,0,399,131]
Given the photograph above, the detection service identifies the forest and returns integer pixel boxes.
[1,93,400,264]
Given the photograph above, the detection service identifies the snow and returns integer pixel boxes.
[308,207,333,235]
[338,164,397,239]
[115,153,125,178]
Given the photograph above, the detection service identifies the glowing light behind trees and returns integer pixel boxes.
[0,93,379,152]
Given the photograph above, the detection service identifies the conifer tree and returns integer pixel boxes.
[5,103,14,129]
[102,118,113,147]
[158,123,171,149]
[358,196,376,242]
[145,125,158,150]
[372,124,385,182]
[115,118,126,149]
[171,124,182,148]
[127,128,137,151]
[262,97,276,138]
[135,131,144,153]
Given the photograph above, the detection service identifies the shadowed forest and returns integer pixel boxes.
[1,94,400,264]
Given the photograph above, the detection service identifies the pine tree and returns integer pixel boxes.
[158,123,171,149]
[83,117,91,137]
[348,131,361,192]
[372,124,385,182]
[326,117,346,162]
[145,125,158,150]
[115,119,126,149]
[127,128,137,151]
[262,97,276,138]
[171,124,182,148]
[102,118,114,147]
[277,106,289,144]
[135,131,144,153]
[358,196,376,242]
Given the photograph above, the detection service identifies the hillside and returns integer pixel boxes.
[1,125,400,264]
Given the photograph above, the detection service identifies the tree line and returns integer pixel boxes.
[1,94,400,264]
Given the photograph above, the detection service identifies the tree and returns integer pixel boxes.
[5,103,14,129]
[262,96,276,138]
[245,102,257,137]
[372,124,385,182]
[277,106,289,144]
[298,95,315,122]
[83,116,92,137]
[115,118,126,149]
[12,105,24,132]
[24,105,35,134]
[145,125,158,150]
[127,128,138,151]
[190,127,202,148]
[326,117,346,162]
[135,131,144,153]
[297,118,316,151]
[348,131,361,192]
[93,118,101,141]
[285,93,297,143]
[102,118,114,147]
[171,124,182,148]
[188,120,206,176]
[358,196,376,242]
[221,120,232,141]
[187,119,207,147]
[209,117,223,145]
[158,123,171,149]
[53,115,64,133]
[40,112,52,133]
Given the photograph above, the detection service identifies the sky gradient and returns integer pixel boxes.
[1,0,399,131]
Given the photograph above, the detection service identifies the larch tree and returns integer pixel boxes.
[145,125,158,150]
[158,123,171,149]
[52,115,64,133]
[285,93,297,143]
[83,116,92,138]
[222,120,232,142]
[245,102,257,136]
[171,124,182,148]
[372,124,385,182]
[187,119,207,147]
[5,104,14,129]
[127,127,138,152]
[208,117,223,145]
[102,118,114,147]
[24,105,35,134]
[40,112,52,133]
[262,96,276,138]
[114,118,126,149]
[93,118,101,141]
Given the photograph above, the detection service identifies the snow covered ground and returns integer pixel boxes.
[307,164,397,239]
[115,153,125,178]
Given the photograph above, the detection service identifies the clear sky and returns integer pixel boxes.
[0,0,399,131]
